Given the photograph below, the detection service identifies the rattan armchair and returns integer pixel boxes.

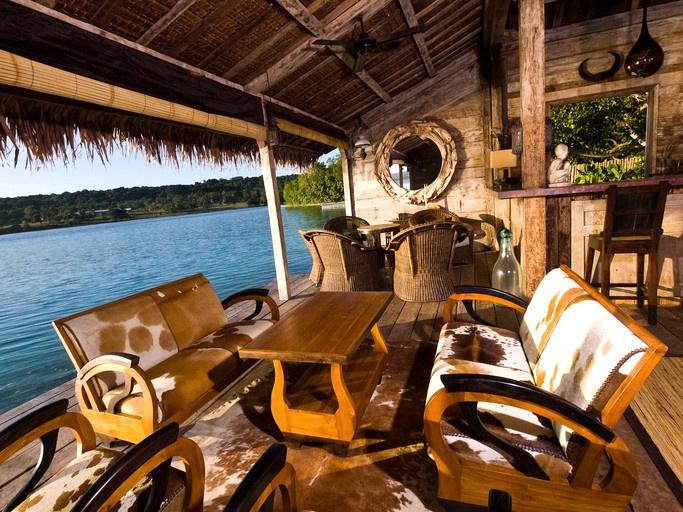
[387,221,468,302]
[323,215,369,239]
[303,229,386,291]
[408,208,474,265]
[299,229,323,286]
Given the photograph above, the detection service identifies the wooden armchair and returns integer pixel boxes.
[224,443,300,512]
[303,229,385,291]
[0,400,204,511]
[423,265,667,512]
[387,221,470,301]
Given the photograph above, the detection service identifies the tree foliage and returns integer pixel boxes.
[551,93,647,165]
[283,155,344,205]
[0,174,297,231]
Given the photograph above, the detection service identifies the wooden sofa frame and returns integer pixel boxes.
[424,264,667,512]
[53,274,279,444]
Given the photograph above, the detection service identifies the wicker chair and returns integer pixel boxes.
[323,215,369,239]
[408,207,460,226]
[408,208,474,266]
[299,229,323,286]
[387,221,468,302]
[304,229,385,291]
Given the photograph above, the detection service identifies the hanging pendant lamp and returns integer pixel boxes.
[624,0,664,77]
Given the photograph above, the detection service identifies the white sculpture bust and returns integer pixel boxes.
[548,143,571,187]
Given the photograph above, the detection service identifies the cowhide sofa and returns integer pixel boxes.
[53,273,279,443]
[424,264,667,512]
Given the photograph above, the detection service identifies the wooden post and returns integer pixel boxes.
[518,0,547,296]
[340,148,355,216]
[258,140,290,300]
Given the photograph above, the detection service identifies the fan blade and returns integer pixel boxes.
[376,25,424,45]
[312,39,353,48]
[353,52,366,73]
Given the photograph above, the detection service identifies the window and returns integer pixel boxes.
[550,92,649,184]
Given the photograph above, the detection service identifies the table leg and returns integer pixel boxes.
[371,323,388,354]
[331,363,356,442]
[270,360,291,432]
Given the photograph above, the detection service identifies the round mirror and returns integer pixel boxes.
[375,121,457,204]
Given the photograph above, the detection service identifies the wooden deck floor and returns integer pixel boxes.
[1,251,681,511]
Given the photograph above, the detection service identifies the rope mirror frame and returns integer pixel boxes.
[374,120,457,204]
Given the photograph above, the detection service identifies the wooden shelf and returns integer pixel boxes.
[496,175,683,199]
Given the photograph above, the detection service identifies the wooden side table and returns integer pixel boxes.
[240,292,393,449]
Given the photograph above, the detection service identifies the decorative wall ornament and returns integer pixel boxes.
[375,120,457,204]
[624,1,664,77]
[579,51,623,81]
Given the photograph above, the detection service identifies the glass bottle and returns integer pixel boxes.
[492,229,523,298]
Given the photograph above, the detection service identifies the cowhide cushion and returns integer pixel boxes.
[61,294,179,392]
[533,298,649,461]
[518,267,590,368]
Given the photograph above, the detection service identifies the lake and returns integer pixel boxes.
[0,205,343,414]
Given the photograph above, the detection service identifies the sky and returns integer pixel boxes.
[0,147,314,198]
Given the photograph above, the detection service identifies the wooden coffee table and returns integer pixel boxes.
[239,291,393,448]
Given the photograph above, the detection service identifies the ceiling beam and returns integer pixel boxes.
[245,0,395,95]
[136,0,198,46]
[274,0,325,35]
[396,0,435,77]
[482,0,513,50]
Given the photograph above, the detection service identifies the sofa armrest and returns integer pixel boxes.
[222,288,280,322]
[429,373,614,482]
[0,399,96,510]
[444,286,529,324]
[76,352,160,425]
[71,423,205,512]
[440,374,614,442]
[225,443,300,512]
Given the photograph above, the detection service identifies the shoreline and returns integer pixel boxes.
[0,202,343,236]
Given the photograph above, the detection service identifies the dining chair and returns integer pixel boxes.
[298,229,323,286]
[584,181,670,324]
[387,221,468,302]
[322,215,369,239]
[0,399,205,512]
[303,229,385,291]
[408,207,474,265]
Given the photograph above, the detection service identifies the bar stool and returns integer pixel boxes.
[585,181,670,324]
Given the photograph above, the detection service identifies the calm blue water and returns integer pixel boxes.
[0,205,343,414]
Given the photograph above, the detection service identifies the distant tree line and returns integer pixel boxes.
[283,156,344,205]
[0,157,346,233]
[0,175,296,231]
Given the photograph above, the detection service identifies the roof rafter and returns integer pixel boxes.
[136,0,198,46]
[274,0,325,35]
[198,4,276,69]
[245,0,395,96]
[396,0,435,77]
[168,0,248,57]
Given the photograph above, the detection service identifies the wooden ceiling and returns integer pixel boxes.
[11,0,682,138]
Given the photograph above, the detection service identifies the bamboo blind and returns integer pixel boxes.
[0,49,268,142]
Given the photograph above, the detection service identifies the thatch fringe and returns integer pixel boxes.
[0,93,322,171]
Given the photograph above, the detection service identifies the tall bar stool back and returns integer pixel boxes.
[585,180,670,324]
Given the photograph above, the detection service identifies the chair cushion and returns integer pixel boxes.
[61,294,178,391]
[103,340,242,422]
[16,447,122,511]
[533,299,649,461]
[152,275,228,350]
[428,322,534,403]
[518,267,590,367]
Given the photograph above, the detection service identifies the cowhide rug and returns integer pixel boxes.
[179,336,444,512]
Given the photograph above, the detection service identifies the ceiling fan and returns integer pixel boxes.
[312,16,424,73]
